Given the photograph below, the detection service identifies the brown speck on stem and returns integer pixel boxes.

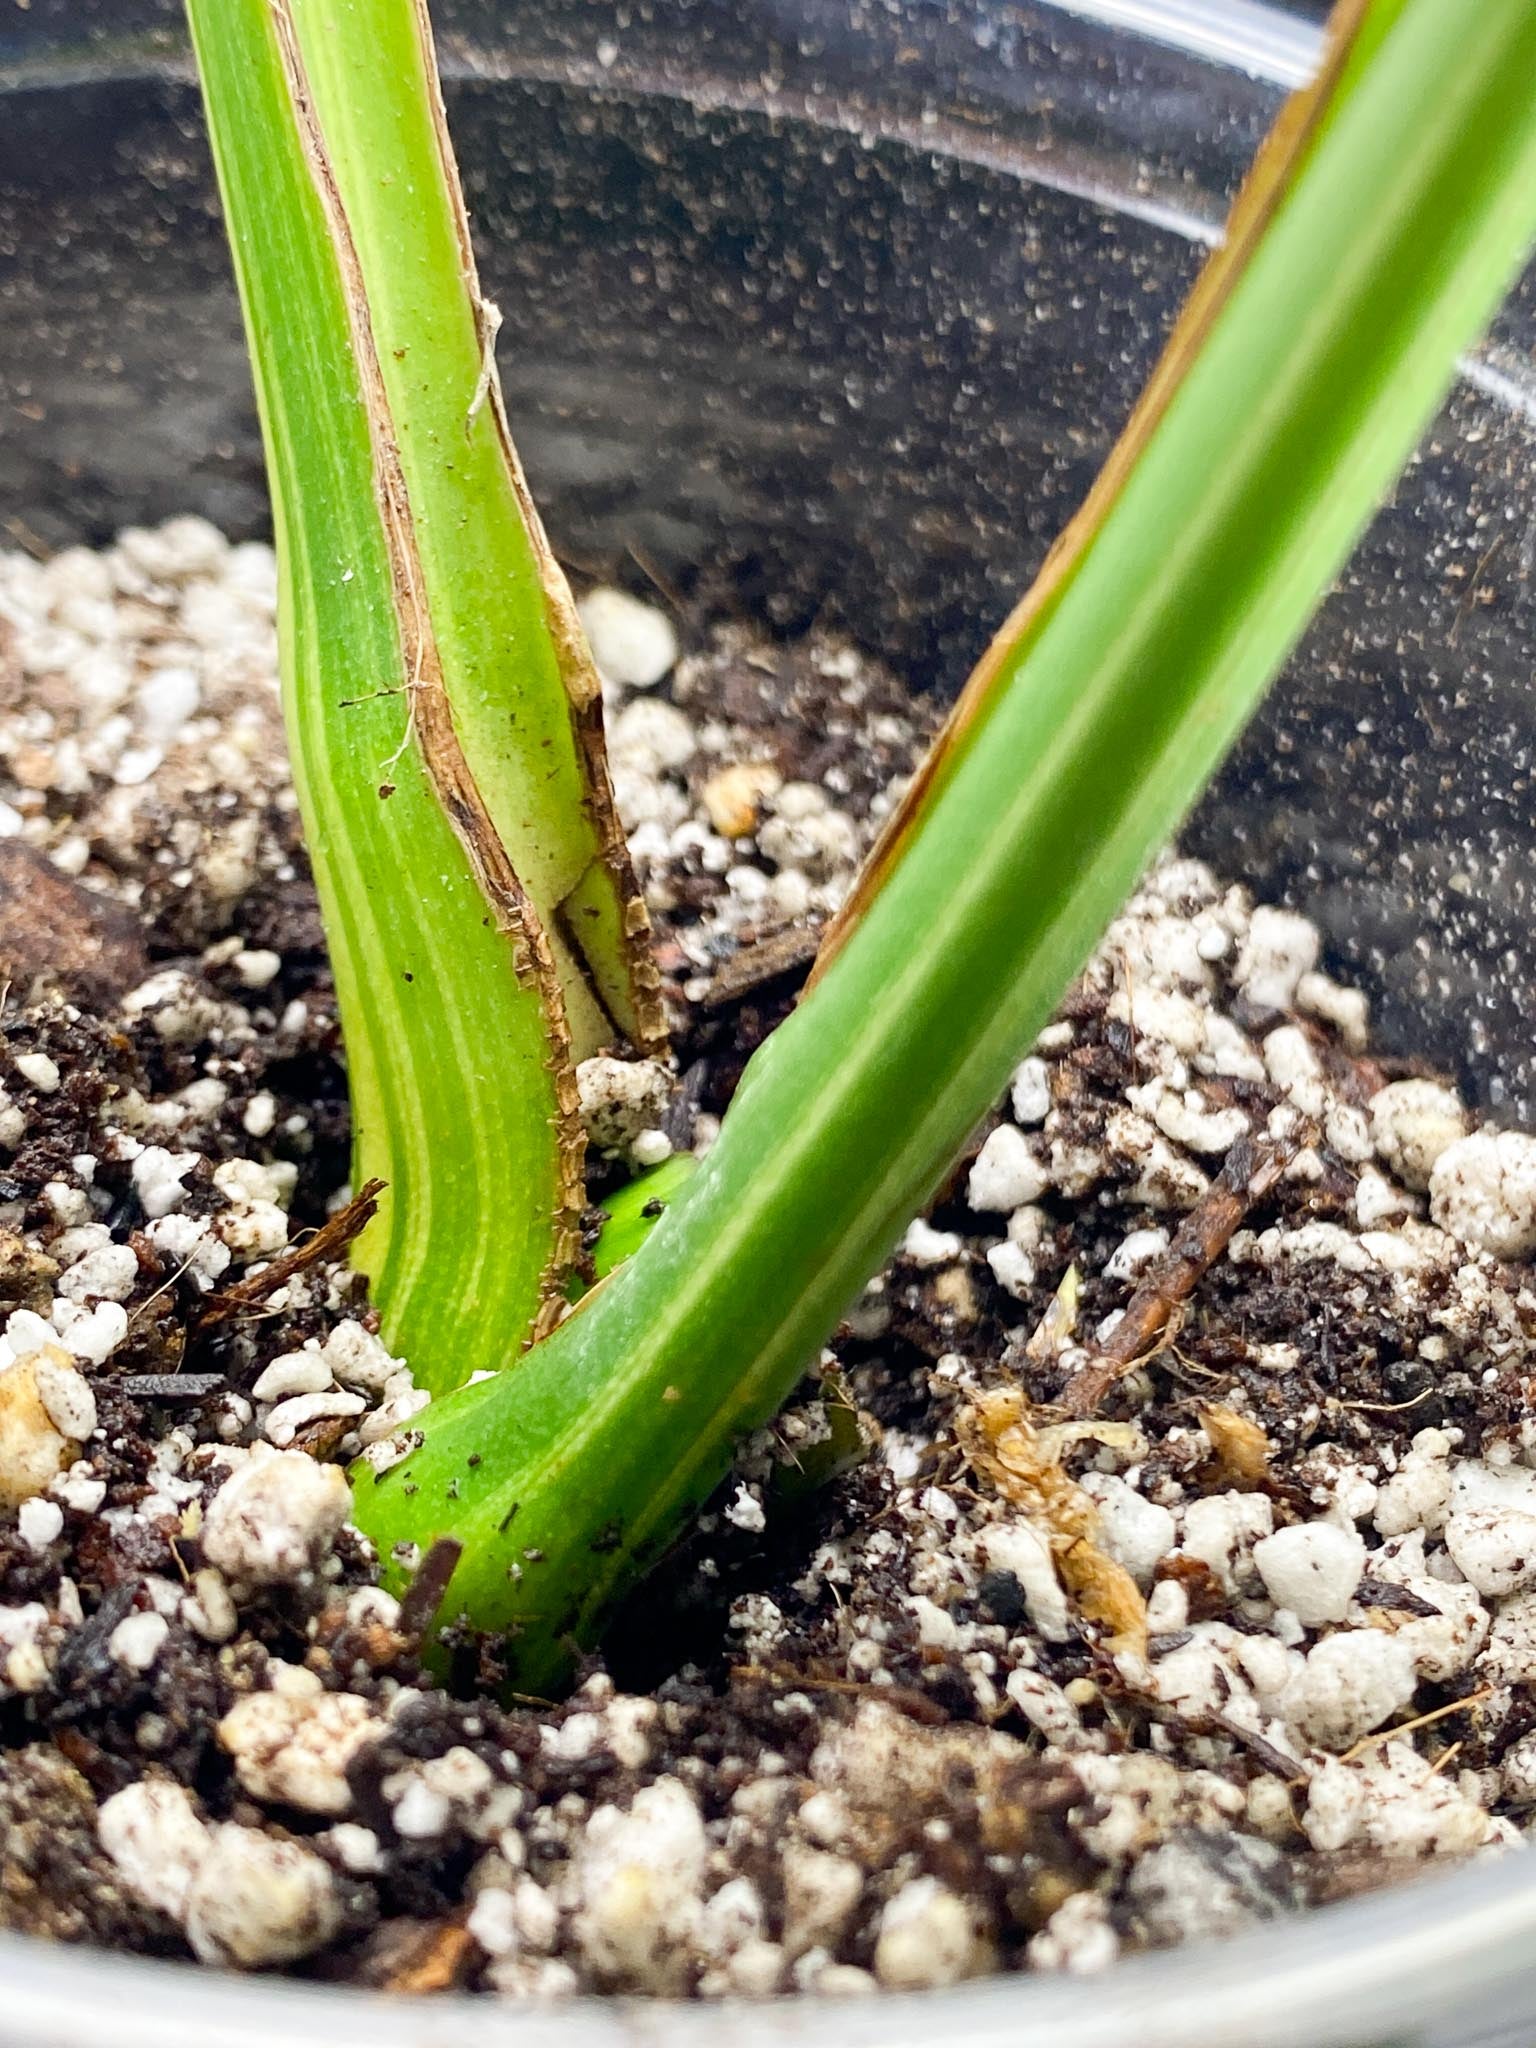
[396,1536,464,1644]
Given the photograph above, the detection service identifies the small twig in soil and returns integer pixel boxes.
[1156,1341,1230,1388]
[197,1177,385,1327]
[1339,1388,1437,1416]
[625,540,688,617]
[1120,1668,1306,1783]
[1449,530,1503,647]
[732,1661,951,1727]
[698,927,822,1009]
[127,1250,202,1327]
[1,516,52,561]
[1118,947,1140,1073]
[1336,1684,1497,1764]
[1203,1711,1307,1784]
[1059,1125,1307,1418]
[118,1373,226,1401]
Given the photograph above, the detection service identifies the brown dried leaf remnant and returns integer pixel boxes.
[958,1387,1147,1661]
[405,0,666,1062]
[1198,1401,1272,1489]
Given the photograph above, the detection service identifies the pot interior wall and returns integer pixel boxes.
[1,0,1535,1114]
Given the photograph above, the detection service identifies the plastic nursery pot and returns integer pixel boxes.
[3,0,1536,2043]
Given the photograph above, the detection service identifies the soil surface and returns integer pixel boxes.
[0,523,1533,1996]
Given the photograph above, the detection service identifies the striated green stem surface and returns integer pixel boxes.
[281,0,662,1063]
[187,0,659,1392]
[354,0,1536,1685]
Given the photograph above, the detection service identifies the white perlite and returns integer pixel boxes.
[1010,1056,1052,1126]
[1232,905,1318,1012]
[1429,1129,1536,1260]
[130,1146,201,1219]
[109,1609,169,1673]
[1304,1744,1502,1858]
[1028,1892,1120,1975]
[1079,1474,1176,1589]
[58,1241,138,1304]
[901,1218,964,1266]
[873,1877,988,1990]
[1369,1079,1467,1192]
[183,1826,341,1968]
[977,1519,1071,1641]
[1443,1507,1536,1598]
[575,1056,672,1153]
[99,1780,212,1920]
[321,1319,400,1392]
[966,1124,1047,1212]
[1180,1491,1274,1596]
[199,1449,351,1585]
[1104,1227,1169,1281]
[219,1686,384,1816]
[1479,1588,1536,1685]
[780,1844,863,1961]
[263,1389,365,1448]
[1281,1630,1417,1748]
[577,586,678,690]
[611,697,696,775]
[1252,1522,1366,1626]
[572,1778,707,1993]
[32,1346,97,1440]
[1124,1833,1292,1945]
[1374,1429,1455,1539]
[16,1496,62,1550]
[251,1352,331,1403]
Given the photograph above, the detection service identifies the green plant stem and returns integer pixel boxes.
[589,1157,699,1284]
[355,0,1536,1686]
[186,0,660,1393]
[280,0,662,1060]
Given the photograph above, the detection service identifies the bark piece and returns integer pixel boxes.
[0,842,148,1008]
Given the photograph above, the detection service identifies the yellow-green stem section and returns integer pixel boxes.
[187,0,576,1389]
[284,0,659,1062]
